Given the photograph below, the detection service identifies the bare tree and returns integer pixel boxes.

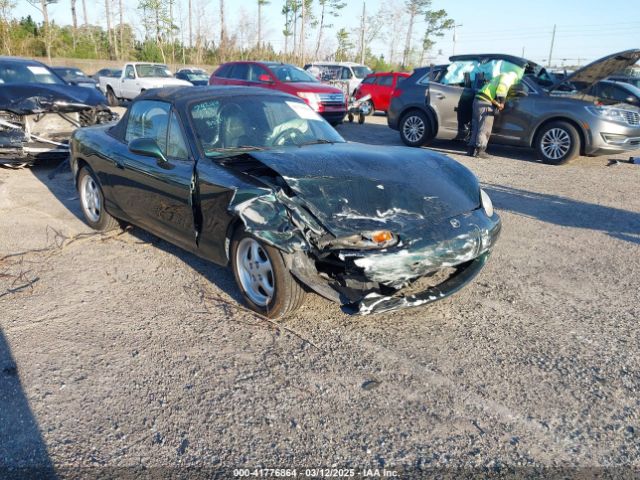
[0,0,16,55]
[314,0,345,59]
[219,0,226,61]
[188,0,192,48]
[119,0,124,59]
[298,0,305,63]
[27,0,57,62]
[105,0,114,58]
[81,0,88,24]
[401,0,434,67]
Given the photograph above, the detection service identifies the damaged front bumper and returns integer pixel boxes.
[288,208,501,315]
[0,103,117,166]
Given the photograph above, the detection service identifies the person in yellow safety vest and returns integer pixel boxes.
[467,70,521,158]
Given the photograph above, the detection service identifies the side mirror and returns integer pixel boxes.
[626,96,637,104]
[129,138,167,163]
[258,74,273,83]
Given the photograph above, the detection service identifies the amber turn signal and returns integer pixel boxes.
[371,230,393,243]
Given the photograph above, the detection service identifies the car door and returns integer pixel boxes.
[121,65,138,99]
[491,78,539,146]
[225,63,250,86]
[247,64,276,90]
[111,100,196,250]
[429,82,465,140]
[375,75,394,111]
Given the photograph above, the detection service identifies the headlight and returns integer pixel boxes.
[585,106,633,125]
[321,230,398,250]
[297,92,321,111]
[480,189,494,217]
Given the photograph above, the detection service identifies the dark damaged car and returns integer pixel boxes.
[0,56,117,167]
[70,87,500,317]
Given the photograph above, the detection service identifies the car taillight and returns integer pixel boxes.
[391,89,403,98]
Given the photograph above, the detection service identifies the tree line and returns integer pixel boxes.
[0,0,454,71]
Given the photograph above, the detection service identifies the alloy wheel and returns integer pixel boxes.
[541,127,571,161]
[80,174,101,223]
[235,237,275,307]
[403,115,425,143]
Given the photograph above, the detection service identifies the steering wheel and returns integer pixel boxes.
[270,128,301,146]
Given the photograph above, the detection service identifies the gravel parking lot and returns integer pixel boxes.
[1,114,639,477]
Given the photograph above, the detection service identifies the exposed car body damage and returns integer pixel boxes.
[70,87,500,315]
[0,82,117,166]
[217,143,501,314]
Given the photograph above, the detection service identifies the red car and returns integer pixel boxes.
[209,61,347,125]
[354,72,410,114]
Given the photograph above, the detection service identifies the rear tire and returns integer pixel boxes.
[535,121,580,165]
[231,229,306,318]
[106,87,119,107]
[399,110,434,147]
[77,167,119,231]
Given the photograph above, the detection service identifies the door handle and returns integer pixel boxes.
[436,93,446,100]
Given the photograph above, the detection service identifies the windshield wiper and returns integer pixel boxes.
[296,139,335,147]
[207,145,266,152]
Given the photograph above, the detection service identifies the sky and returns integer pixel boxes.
[13,0,640,66]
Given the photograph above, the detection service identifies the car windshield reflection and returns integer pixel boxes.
[190,96,345,155]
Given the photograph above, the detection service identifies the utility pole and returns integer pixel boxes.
[359,1,366,65]
[547,24,556,68]
[452,23,462,56]
[521,46,525,58]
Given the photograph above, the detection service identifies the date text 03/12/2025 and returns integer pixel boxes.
[233,468,399,477]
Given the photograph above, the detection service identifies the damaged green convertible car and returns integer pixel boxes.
[70,87,500,317]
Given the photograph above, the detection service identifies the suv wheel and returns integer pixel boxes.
[399,110,433,147]
[535,121,580,165]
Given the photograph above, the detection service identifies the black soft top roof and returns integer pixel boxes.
[109,86,300,140]
[136,85,294,104]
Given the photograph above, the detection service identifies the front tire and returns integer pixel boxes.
[77,167,119,231]
[399,110,433,147]
[231,230,306,318]
[535,121,580,165]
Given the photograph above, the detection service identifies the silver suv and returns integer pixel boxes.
[387,50,640,164]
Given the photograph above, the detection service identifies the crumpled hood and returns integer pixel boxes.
[248,143,480,237]
[550,49,640,93]
[0,83,107,114]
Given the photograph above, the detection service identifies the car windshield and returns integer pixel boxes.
[0,63,64,85]
[270,65,318,83]
[352,66,372,79]
[56,68,85,79]
[187,73,209,82]
[136,64,173,78]
[190,96,345,155]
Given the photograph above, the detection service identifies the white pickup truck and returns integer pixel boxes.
[99,62,192,105]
